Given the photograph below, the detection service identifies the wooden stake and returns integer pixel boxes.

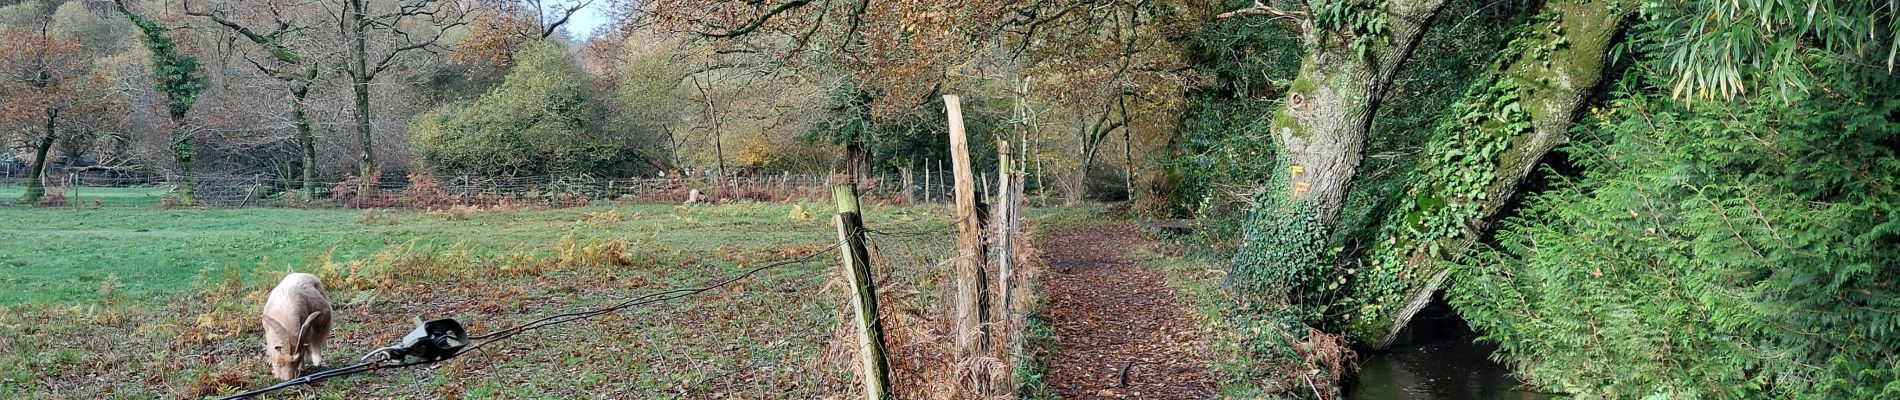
[901,166,914,203]
[980,172,990,200]
[945,95,992,386]
[993,140,1015,315]
[834,183,891,400]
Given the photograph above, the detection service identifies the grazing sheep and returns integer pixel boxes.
[261,273,332,380]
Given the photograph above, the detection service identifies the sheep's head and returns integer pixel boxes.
[261,314,317,380]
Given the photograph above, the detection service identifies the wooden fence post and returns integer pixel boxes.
[900,167,914,204]
[993,140,1015,315]
[945,94,994,395]
[834,183,891,400]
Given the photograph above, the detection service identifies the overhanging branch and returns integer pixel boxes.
[701,0,814,38]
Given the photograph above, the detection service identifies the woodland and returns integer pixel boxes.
[1,0,1895,398]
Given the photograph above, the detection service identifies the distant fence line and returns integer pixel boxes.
[0,169,989,208]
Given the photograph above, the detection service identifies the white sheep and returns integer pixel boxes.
[261,273,332,380]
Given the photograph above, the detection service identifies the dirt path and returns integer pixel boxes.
[1041,225,1214,399]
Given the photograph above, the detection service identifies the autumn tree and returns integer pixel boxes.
[0,1,138,205]
[1015,0,1201,202]
[0,14,87,203]
[455,0,599,66]
[186,0,329,199]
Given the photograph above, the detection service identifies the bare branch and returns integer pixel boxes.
[700,0,813,38]
[540,0,595,38]
[1216,3,1311,20]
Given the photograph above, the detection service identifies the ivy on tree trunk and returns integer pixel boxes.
[1229,0,1449,315]
[116,0,206,206]
[1346,0,1636,347]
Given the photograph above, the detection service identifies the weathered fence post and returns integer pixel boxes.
[833,183,891,400]
[900,166,914,204]
[993,140,1015,315]
[984,173,995,201]
[945,94,995,395]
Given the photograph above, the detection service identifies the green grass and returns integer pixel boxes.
[0,201,959,398]
[0,185,168,207]
[0,202,939,305]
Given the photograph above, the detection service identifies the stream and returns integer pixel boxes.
[1346,293,1560,400]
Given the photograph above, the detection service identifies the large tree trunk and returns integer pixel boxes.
[21,108,56,204]
[174,130,195,206]
[293,74,317,200]
[1350,0,1636,347]
[1271,0,1445,223]
[844,139,871,185]
[348,0,376,195]
[351,75,374,191]
[1228,0,1448,305]
[1072,106,1121,204]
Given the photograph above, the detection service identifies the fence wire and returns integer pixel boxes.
[1,171,980,208]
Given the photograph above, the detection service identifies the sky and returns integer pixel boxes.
[563,2,613,40]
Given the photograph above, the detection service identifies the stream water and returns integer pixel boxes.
[1345,294,1561,400]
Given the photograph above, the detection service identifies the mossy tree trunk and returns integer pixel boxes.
[1268,0,1447,223]
[350,59,376,195]
[292,72,317,200]
[1228,0,1449,308]
[173,126,196,206]
[1347,0,1636,347]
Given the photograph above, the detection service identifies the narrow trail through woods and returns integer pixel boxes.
[1041,225,1214,399]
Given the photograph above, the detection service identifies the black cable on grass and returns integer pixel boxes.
[214,358,446,400]
[465,241,844,345]
[216,242,843,400]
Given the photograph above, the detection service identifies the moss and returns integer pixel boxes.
[1273,71,1323,140]
[1272,108,1308,139]
[1289,74,1318,96]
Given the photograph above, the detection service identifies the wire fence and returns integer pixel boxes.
[219,241,851,400]
[211,189,1018,399]
[0,169,991,209]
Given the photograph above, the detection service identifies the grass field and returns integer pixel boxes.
[0,201,958,398]
[0,202,905,304]
[0,185,169,208]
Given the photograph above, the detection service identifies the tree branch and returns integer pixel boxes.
[186,6,303,65]
[1216,3,1311,20]
[701,0,814,38]
[540,0,595,38]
